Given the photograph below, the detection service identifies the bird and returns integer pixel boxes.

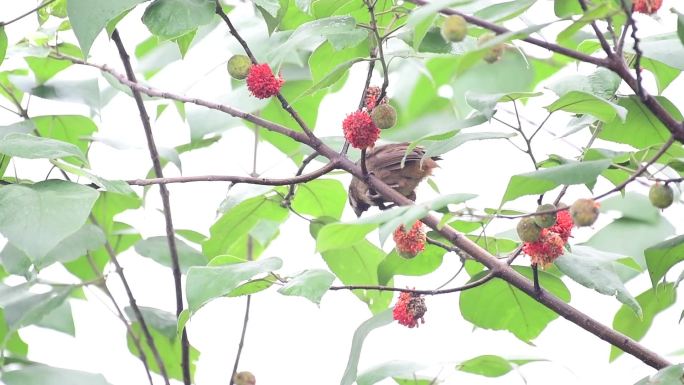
[348,143,440,217]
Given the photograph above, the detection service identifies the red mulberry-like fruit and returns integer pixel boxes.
[393,291,427,328]
[393,221,426,258]
[548,209,573,243]
[246,63,284,99]
[364,86,388,111]
[634,0,662,14]
[523,230,565,268]
[342,110,380,149]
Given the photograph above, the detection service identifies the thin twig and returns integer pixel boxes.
[329,271,496,295]
[85,253,154,385]
[89,216,171,385]
[127,162,337,187]
[283,151,323,204]
[576,0,614,56]
[0,0,56,27]
[111,29,191,385]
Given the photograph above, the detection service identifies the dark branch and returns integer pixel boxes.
[111,30,191,385]
[0,0,56,27]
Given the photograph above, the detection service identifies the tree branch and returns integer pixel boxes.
[59,51,672,371]
[111,30,191,385]
[126,161,337,187]
[0,0,56,27]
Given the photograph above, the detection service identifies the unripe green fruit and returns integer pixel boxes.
[534,203,557,228]
[478,33,505,63]
[441,15,468,42]
[570,198,599,227]
[649,183,674,209]
[227,55,251,80]
[370,104,397,130]
[517,217,542,243]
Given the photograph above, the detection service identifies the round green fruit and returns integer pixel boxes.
[370,104,397,130]
[227,54,251,80]
[649,183,674,209]
[478,33,505,63]
[534,203,557,228]
[441,15,468,42]
[517,217,542,243]
[570,198,599,227]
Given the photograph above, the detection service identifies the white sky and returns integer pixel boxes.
[1,1,684,385]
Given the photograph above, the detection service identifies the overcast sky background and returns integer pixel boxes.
[1,1,684,384]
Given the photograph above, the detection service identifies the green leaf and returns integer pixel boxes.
[35,300,75,336]
[676,11,684,47]
[25,43,82,84]
[270,16,366,66]
[253,0,280,17]
[474,0,535,22]
[277,269,335,305]
[600,192,660,223]
[459,267,570,342]
[0,180,98,261]
[0,27,8,68]
[52,160,137,196]
[377,245,446,286]
[291,179,347,219]
[556,246,641,316]
[600,96,682,149]
[124,306,177,340]
[1,365,112,385]
[127,319,200,381]
[545,90,627,122]
[638,33,684,71]
[186,257,283,313]
[135,236,208,273]
[297,58,364,98]
[357,360,430,385]
[0,284,73,348]
[340,309,394,385]
[203,195,288,259]
[228,278,275,297]
[645,235,684,287]
[634,364,684,385]
[456,355,514,377]
[501,160,611,203]
[142,0,215,38]
[33,115,98,159]
[585,217,675,268]
[0,133,87,164]
[554,0,582,17]
[610,283,676,361]
[548,67,622,102]
[67,0,148,57]
[641,58,680,94]
[465,91,542,119]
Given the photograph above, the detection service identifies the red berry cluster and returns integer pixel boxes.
[342,110,380,149]
[364,86,388,111]
[633,0,662,14]
[522,210,573,267]
[393,291,427,328]
[393,221,426,258]
[246,63,284,99]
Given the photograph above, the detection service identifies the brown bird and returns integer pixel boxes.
[348,143,440,217]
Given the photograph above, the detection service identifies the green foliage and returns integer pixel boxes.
[277,269,336,304]
[610,283,676,361]
[186,257,283,313]
[142,0,215,39]
[2,365,112,385]
[459,267,571,342]
[340,309,394,385]
[67,0,148,56]
[455,354,541,378]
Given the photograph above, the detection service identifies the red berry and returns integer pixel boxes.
[393,291,427,328]
[548,209,573,243]
[364,86,388,111]
[246,63,284,99]
[522,230,565,267]
[393,221,426,258]
[342,110,380,149]
[634,0,662,14]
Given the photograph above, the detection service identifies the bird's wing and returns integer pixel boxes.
[367,143,426,172]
